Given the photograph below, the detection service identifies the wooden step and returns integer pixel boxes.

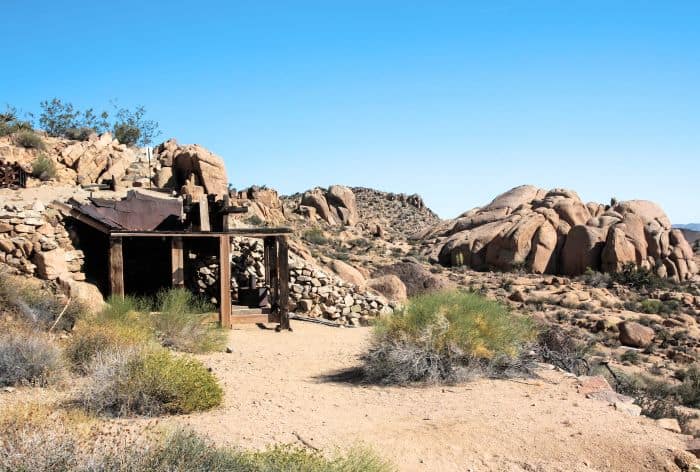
[230,306,274,325]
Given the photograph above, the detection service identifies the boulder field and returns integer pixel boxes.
[427,185,697,280]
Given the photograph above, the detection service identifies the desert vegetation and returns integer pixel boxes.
[362,290,537,384]
[0,404,392,472]
[0,98,160,146]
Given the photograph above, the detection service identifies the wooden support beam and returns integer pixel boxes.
[263,236,274,288]
[265,236,278,321]
[199,198,211,232]
[221,194,231,231]
[171,237,184,288]
[109,236,124,297]
[219,235,231,328]
[277,236,291,330]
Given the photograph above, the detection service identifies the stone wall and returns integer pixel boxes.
[190,237,395,324]
[0,200,84,280]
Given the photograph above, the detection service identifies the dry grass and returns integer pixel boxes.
[0,330,64,387]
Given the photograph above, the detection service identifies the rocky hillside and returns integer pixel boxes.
[421,185,698,281]
[350,187,441,239]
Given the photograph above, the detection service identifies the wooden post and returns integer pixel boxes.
[222,194,231,231]
[219,235,231,328]
[171,237,184,288]
[266,237,278,319]
[109,236,124,297]
[263,236,274,287]
[277,236,290,330]
[199,198,211,232]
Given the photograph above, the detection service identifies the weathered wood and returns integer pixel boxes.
[199,198,211,232]
[265,236,278,318]
[109,237,124,297]
[171,237,184,287]
[108,228,293,237]
[278,236,290,330]
[218,235,232,328]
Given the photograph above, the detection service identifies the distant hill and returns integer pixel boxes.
[675,223,700,231]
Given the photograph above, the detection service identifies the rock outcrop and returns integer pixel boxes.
[296,185,359,226]
[351,187,441,239]
[430,185,698,280]
[0,133,150,187]
[153,139,228,198]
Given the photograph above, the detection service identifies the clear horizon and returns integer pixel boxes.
[2,1,698,222]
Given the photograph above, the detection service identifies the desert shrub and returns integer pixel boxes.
[0,106,33,137]
[0,271,85,331]
[620,349,641,365]
[151,289,225,353]
[675,364,700,408]
[639,299,663,314]
[244,214,265,226]
[611,263,669,291]
[0,331,63,386]
[77,347,222,417]
[362,290,536,384]
[112,104,160,146]
[578,268,612,288]
[94,431,393,472]
[15,129,44,149]
[64,126,94,141]
[0,404,84,471]
[303,227,328,245]
[536,326,590,375]
[30,153,57,180]
[0,421,393,472]
[65,322,152,374]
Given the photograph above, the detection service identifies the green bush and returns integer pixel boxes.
[620,349,641,365]
[64,322,152,374]
[77,347,222,417]
[611,263,668,291]
[676,364,700,408]
[303,227,328,245]
[151,289,225,353]
[0,331,63,387]
[31,153,57,180]
[244,215,265,226]
[15,130,44,149]
[362,290,536,384]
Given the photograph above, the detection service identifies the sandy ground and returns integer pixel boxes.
[152,322,692,472]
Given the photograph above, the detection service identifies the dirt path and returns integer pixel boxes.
[162,322,692,472]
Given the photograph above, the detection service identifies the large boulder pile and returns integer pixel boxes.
[0,133,149,186]
[153,139,228,199]
[230,186,286,226]
[430,185,697,281]
[296,185,359,226]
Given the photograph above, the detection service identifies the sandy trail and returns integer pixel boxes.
[162,322,691,472]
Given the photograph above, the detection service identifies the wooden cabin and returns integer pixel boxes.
[57,189,292,330]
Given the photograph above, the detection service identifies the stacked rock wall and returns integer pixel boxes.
[432,185,698,281]
[0,201,84,280]
[190,237,394,324]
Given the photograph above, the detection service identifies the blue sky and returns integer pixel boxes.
[2,1,699,222]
